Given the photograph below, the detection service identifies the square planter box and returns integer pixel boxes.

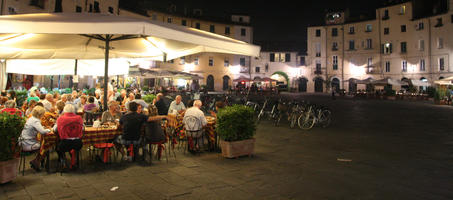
[220,138,255,158]
[0,158,19,184]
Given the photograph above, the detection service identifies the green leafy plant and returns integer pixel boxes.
[434,88,447,102]
[384,85,396,96]
[63,88,72,94]
[216,105,256,142]
[14,90,28,107]
[0,112,25,161]
[426,87,436,98]
[143,94,156,104]
[142,86,149,92]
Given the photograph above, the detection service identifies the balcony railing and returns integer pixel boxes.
[314,69,322,75]
[382,15,389,20]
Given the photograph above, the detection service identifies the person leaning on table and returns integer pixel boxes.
[53,104,84,168]
[168,95,186,114]
[18,106,51,171]
[101,100,122,124]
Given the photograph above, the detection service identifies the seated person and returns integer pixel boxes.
[1,100,23,116]
[19,106,51,171]
[168,95,186,115]
[53,104,84,168]
[83,96,98,112]
[154,93,168,115]
[209,101,225,118]
[25,99,38,117]
[101,100,122,125]
[144,104,168,159]
[183,100,207,152]
[76,95,87,112]
[56,100,66,115]
[130,94,148,113]
[114,102,148,161]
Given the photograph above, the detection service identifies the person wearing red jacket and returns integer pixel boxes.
[53,104,83,168]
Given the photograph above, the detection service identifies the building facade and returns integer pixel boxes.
[306,0,453,93]
[250,51,306,91]
[125,8,254,91]
[1,0,119,15]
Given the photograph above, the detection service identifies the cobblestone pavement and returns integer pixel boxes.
[1,94,453,200]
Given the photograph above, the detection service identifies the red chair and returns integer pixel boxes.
[93,143,115,163]
[144,140,168,164]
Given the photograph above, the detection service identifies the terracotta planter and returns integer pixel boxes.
[0,158,19,184]
[220,138,255,158]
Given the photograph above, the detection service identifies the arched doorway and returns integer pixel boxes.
[298,77,308,92]
[331,78,340,92]
[419,77,428,92]
[207,75,214,91]
[401,77,409,90]
[314,77,323,93]
[349,78,357,93]
[222,75,230,91]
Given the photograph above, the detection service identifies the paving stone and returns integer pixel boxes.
[24,184,51,196]
[30,193,57,200]
[73,186,103,199]
[168,166,199,177]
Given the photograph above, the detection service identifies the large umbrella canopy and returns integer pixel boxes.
[233,76,251,82]
[410,79,431,87]
[0,13,260,60]
[0,13,260,108]
[356,77,374,84]
[132,68,203,80]
[434,76,453,85]
[372,77,408,86]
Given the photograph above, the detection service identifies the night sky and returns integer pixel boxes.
[132,0,387,52]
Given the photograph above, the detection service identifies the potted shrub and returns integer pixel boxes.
[216,105,256,158]
[0,112,25,184]
[143,94,156,104]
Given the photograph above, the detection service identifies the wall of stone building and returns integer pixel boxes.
[3,0,118,15]
[307,1,453,93]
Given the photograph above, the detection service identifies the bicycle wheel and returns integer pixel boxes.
[257,111,264,124]
[298,112,316,130]
[289,113,297,128]
[319,109,332,128]
[272,112,280,126]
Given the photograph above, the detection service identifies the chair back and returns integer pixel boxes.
[184,115,202,131]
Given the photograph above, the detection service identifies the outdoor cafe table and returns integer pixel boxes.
[165,114,217,150]
[39,126,122,156]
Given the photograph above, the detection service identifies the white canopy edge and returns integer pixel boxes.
[6,59,129,76]
[434,80,453,85]
[0,13,260,58]
[410,79,431,87]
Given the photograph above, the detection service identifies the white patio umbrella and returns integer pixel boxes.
[372,78,408,86]
[0,13,260,108]
[410,79,431,87]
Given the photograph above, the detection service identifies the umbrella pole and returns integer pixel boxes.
[103,35,111,110]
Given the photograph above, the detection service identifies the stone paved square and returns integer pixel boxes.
[2,95,453,199]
